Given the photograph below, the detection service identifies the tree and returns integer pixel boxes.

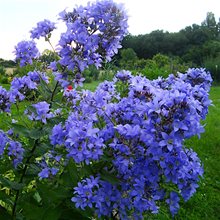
[119,48,138,69]
[201,12,219,39]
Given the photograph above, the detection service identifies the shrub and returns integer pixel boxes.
[204,55,220,82]
[0,65,6,75]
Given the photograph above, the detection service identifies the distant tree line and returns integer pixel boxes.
[121,12,220,81]
[0,58,16,68]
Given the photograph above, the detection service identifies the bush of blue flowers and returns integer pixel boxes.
[0,0,212,219]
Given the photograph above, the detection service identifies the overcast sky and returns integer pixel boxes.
[1,0,220,60]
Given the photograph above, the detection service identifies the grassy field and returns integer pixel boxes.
[0,82,219,219]
[177,86,220,220]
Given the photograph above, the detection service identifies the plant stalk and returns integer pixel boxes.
[12,139,39,220]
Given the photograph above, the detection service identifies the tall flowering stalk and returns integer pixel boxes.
[0,0,212,219]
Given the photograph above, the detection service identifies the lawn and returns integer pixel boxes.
[177,86,220,220]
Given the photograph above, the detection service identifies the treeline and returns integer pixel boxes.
[1,12,220,82]
[121,12,220,81]
[0,58,16,68]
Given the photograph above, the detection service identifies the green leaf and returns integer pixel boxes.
[0,205,11,219]
[33,142,50,157]
[0,176,25,190]
[100,170,120,184]
[67,158,79,185]
[37,182,69,206]
[80,164,93,179]
[39,77,52,94]
[22,202,44,220]
[10,123,30,137]
[59,209,91,220]
[29,128,45,139]
[42,207,61,220]
[0,190,13,205]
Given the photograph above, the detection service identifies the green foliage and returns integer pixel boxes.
[0,66,6,75]
[0,58,16,68]
[140,54,189,80]
[121,12,220,72]
[204,55,220,81]
[0,66,9,84]
[83,65,100,83]
[14,64,36,77]
[39,49,59,66]
[119,48,138,69]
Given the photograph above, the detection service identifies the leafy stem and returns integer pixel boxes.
[45,36,56,54]
[12,139,39,220]
[50,81,59,107]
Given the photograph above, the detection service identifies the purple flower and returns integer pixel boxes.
[166,192,180,216]
[58,0,128,75]
[30,19,56,39]
[38,152,61,179]
[115,70,132,82]
[72,176,100,210]
[0,130,9,156]
[0,86,11,112]
[38,167,58,179]
[50,123,66,146]
[27,71,49,84]
[14,40,39,67]
[7,140,24,168]
[49,61,58,71]
[26,101,53,124]
[67,68,212,218]
[73,73,85,88]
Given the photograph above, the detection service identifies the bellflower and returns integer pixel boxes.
[38,151,62,179]
[7,140,24,168]
[14,40,39,66]
[58,0,128,75]
[30,19,56,39]
[0,130,9,156]
[26,101,53,124]
[0,86,11,112]
[69,68,212,218]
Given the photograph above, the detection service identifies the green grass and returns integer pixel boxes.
[83,80,102,91]
[177,86,220,220]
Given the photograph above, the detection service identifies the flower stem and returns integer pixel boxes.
[50,81,59,107]
[12,139,39,220]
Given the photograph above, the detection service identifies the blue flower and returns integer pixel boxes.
[7,140,24,168]
[50,123,66,146]
[14,40,39,67]
[0,130,9,156]
[0,86,11,112]
[166,192,180,216]
[30,19,56,39]
[57,0,128,76]
[26,101,53,124]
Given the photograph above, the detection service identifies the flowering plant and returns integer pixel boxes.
[0,0,212,219]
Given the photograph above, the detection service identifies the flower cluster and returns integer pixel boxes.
[30,19,56,39]
[9,71,49,103]
[14,40,39,66]
[38,152,61,179]
[58,0,128,73]
[25,101,53,124]
[0,86,11,112]
[0,130,24,168]
[49,68,212,218]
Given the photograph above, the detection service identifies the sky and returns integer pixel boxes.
[0,0,220,60]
